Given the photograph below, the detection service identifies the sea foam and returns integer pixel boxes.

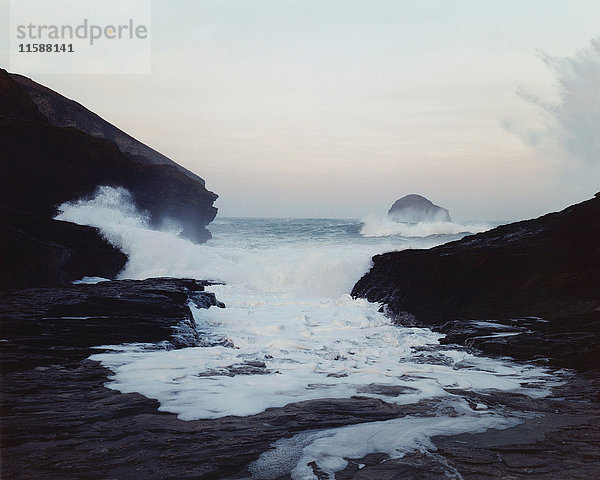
[359,213,492,238]
[58,187,557,479]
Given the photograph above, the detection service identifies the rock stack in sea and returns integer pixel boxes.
[388,194,451,223]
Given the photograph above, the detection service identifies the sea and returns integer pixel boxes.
[56,186,558,479]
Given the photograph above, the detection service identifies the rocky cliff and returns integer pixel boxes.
[0,69,218,289]
[9,73,205,184]
[353,194,600,369]
[388,194,451,222]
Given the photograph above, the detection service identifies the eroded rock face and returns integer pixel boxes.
[0,69,218,245]
[388,194,451,223]
[0,68,219,288]
[354,194,600,370]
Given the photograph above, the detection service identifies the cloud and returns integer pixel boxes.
[514,38,600,168]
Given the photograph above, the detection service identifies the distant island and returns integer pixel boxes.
[388,194,451,223]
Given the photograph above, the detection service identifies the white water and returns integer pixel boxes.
[57,187,556,479]
[359,213,491,238]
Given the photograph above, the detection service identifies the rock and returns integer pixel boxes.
[0,69,217,244]
[388,194,451,223]
[353,194,600,370]
[0,207,127,292]
[335,376,600,480]
[0,277,222,371]
[9,72,205,185]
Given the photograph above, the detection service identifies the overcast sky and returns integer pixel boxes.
[2,0,599,220]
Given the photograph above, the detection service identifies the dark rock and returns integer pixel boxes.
[353,194,600,370]
[10,72,205,185]
[0,277,220,371]
[0,207,127,291]
[0,69,217,244]
[2,279,600,479]
[335,375,600,480]
[388,194,451,223]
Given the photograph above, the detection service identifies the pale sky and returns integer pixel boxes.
[2,0,599,220]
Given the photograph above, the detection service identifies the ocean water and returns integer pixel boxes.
[56,187,556,479]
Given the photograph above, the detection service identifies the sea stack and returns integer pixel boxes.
[388,194,451,223]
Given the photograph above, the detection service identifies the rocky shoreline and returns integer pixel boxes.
[2,278,600,479]
[353,193,600,371]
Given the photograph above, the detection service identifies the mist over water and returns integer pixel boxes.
[57,187,556,479]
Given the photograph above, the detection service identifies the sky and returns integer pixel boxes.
[1,0,600,221]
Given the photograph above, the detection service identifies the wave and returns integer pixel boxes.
[359,214,492,238]
[55,187,375,297]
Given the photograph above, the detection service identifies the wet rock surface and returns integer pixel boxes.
[0,278,221,372]
[335,375,600,480]
[2,278,600,479]
[436,314,600,370]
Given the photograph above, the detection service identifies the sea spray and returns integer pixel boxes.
[359,213,492,238]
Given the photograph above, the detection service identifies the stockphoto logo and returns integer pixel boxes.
[16,19,149,46]
[9,0,151,74]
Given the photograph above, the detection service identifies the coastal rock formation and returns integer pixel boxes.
[0,208,127,291]
[388,194,451,223]
[9,73,205,184]
[354,193,600,370]
[0,69,217,243]
[2,279,599,479]
[0,69,218,288]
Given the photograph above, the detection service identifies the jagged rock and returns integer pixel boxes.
[353,194,600,370]
[388,194,451,223]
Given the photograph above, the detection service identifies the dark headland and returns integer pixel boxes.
[0,68,217,290]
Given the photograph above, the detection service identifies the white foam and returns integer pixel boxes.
[91,291,553,420]
[360,214,491,238]
[72,276,111,284]
[251,414,520,480]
